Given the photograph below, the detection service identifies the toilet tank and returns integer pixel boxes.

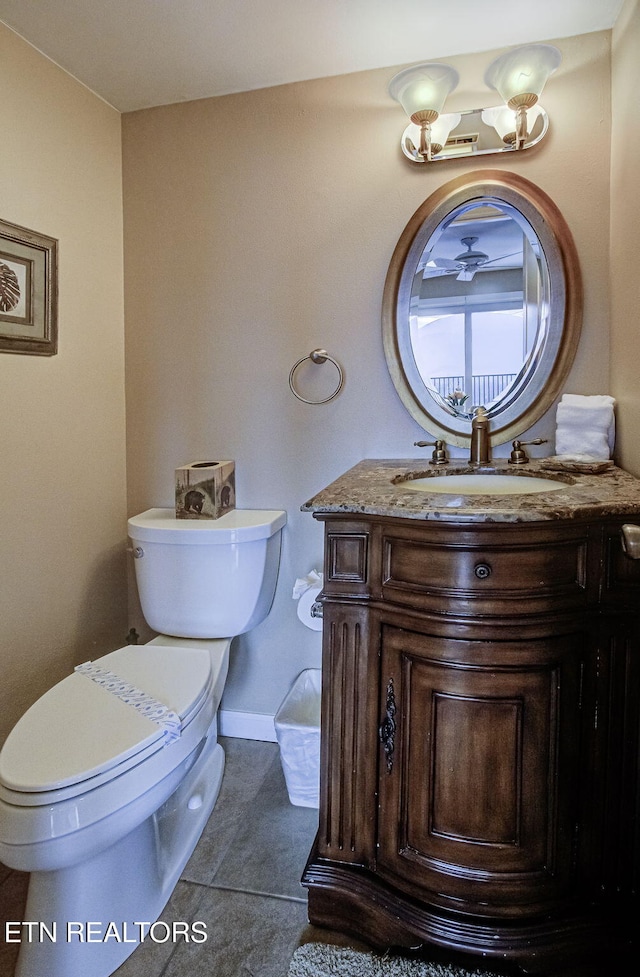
[128,508,286,639]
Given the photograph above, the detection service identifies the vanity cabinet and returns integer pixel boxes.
[302,514,640,974]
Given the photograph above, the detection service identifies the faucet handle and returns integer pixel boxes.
[508,438,548,465]
[414,439,448,466]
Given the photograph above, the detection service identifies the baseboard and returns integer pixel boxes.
[219,708,277,742]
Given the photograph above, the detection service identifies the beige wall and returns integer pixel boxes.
[0,25,127,744]
[611,0,640,476]
[122,31,613,723]
[0,7,633,753]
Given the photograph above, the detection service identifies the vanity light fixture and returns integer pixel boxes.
[484,43,561,148]
[388,62,460,161]
[389,43,561,162]
[480,104,543,147]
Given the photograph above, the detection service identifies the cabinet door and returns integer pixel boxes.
[377,626,584,917]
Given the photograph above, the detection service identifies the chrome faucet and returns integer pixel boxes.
[470,407,490,465]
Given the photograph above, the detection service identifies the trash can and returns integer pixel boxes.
[274,668,321,808]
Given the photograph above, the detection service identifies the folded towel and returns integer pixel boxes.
[561,394,615,408]
[555,394,616,460]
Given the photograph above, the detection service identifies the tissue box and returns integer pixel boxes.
[175,461,236,520]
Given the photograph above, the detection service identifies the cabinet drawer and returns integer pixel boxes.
[382,530,588,615]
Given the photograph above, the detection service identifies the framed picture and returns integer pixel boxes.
[0,218,58,356]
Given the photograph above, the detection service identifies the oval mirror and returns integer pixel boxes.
[382,171,582,447]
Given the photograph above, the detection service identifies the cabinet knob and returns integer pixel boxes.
[621,524,640,560]
[474,563,492,579]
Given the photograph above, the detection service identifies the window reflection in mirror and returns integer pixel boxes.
[409,201,549,421]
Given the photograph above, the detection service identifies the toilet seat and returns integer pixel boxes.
[0,644,213,805]
[0,639,229,871]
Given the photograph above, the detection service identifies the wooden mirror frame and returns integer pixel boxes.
[382,170,583,447]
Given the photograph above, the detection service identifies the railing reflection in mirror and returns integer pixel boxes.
[431,373,517,408]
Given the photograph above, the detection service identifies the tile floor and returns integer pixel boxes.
[1,737,564,977]
[5,732,629,977]
[0,736,366,977]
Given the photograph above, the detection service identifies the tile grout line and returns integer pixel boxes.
[200,882,309,904]
[153,879,215,977]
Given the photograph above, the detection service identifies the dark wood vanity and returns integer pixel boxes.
[302,461,640,974]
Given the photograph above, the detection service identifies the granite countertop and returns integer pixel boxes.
[302,459,640,524]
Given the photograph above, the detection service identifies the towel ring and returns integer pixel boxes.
[289,349,344,405]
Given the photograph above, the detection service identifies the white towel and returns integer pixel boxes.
[561,395,615,407]
[555,394,615,460]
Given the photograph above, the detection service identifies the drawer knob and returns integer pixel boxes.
[474,563,492,579]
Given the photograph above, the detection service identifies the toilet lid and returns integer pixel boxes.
[0,645,212,794]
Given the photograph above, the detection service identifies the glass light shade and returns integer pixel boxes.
[484,43,561,105]
[389,62,459,120]
[430,113,462,150]
[401,114,461,161]
[481,104,542,142]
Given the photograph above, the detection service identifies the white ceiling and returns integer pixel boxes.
[0,0,625,113]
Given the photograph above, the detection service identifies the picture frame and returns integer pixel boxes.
[0,218,58,356]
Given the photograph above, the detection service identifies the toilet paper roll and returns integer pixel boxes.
[297,586,323,631]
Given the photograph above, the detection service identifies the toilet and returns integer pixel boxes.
[0,506,286,977]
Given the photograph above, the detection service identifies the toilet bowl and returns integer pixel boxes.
[0,507,286,977]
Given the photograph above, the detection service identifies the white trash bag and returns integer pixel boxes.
[274,668,321,808]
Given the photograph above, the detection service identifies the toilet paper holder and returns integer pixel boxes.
[289,348,344,405]
[292,569,324,630]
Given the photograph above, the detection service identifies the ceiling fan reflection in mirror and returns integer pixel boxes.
[425,235,521,281]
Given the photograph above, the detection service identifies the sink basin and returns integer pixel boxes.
[397,473,567,496]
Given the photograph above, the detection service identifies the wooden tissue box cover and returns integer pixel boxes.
[175,460,236,520]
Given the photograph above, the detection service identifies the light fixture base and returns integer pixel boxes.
[400,103,549,163]
[391,42,561,165]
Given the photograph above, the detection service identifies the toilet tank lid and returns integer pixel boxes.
[128,508,286,544]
